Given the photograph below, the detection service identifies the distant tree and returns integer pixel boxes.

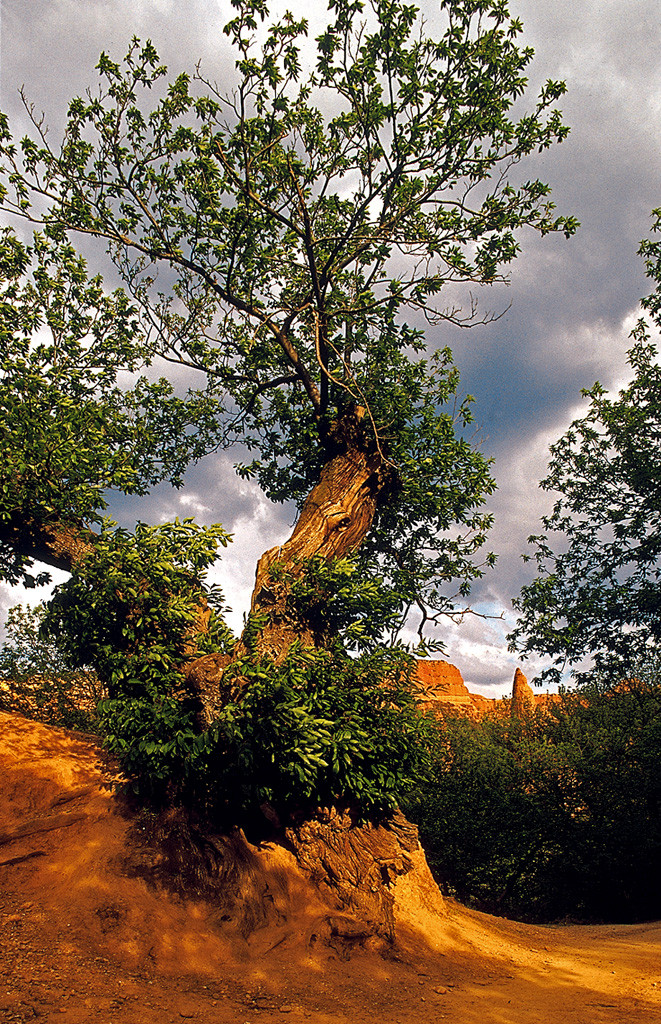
[510,231,661,682]
[0,603,76,684]
[0,602,104,729]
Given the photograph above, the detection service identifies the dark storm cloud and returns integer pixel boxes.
[428,0,661,687]
[2,0,660,687]
[2,0,233,116]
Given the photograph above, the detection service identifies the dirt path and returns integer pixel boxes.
[1,710,660,1024]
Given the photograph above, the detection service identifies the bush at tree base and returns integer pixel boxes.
[18,529,436,823]
[404,664,661,923]
[99,644,435,825]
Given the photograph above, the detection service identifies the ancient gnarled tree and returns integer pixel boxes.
[0,0,576,828]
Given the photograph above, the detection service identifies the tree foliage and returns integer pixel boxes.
[0,227,222,586]
[0,0,576,633]
[156,646,433,819]
[43,518,234,697]
[5,519,431,817]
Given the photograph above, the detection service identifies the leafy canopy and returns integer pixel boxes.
[0,228,223,586]
[43,518,233,698]
[0,0,576,634]
[510,224,661,682]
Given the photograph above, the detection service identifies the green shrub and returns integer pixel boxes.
[37,526,433,820]
[405,665,661,923]
[404,709,574,920]
[206,646,433,819]
[99,643,434,821]
[43,517,234,700]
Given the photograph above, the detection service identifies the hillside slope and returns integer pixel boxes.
[1,710,660,1024]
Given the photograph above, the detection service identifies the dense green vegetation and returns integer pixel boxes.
[405,666,661,923]
[0,587,434,824]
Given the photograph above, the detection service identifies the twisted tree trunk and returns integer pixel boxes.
[248,442,387,658]
[187,407,396,715]
[248,405,396,651]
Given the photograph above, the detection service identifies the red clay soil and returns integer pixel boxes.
[1,709,661,1024]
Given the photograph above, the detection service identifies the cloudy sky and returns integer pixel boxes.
[2,0,660,693]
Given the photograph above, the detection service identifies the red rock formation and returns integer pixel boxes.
[511,666,537,717]
[414,660,492,718]
[510,667,560,715]
[413,662,557,720]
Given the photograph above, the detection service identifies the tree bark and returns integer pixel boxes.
[0,513,97,575]
[187,408,396,719]
[247,442,387,659]
[284,806,422,942]
[128,803,437,946]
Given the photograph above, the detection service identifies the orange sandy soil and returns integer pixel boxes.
[1,709,661,1024]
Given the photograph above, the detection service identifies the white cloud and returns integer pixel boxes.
[176,493,212,518]
[208,485,291,635]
